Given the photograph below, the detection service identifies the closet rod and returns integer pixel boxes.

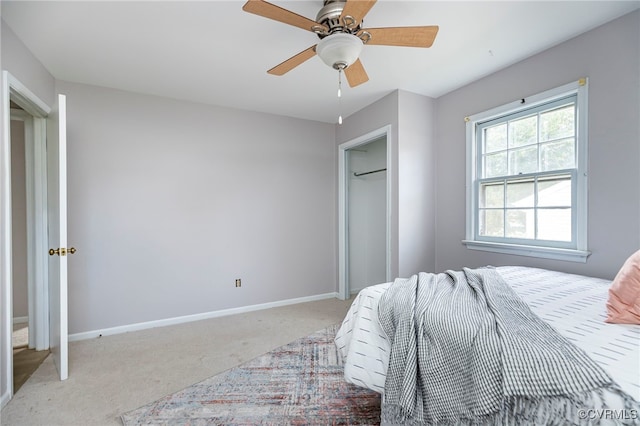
[353,168,387,177]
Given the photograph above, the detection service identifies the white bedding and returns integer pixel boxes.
[334,266,640,401]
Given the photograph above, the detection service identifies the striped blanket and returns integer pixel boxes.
[378,267,639,425]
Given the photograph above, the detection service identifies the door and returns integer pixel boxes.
[46,94,69,380]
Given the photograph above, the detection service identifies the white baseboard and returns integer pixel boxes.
[69,292,340,342]
[1,389,11,410]
[12,316,28,324]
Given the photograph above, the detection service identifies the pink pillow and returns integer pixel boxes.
[606,250,640,324]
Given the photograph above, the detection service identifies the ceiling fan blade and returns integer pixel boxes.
[340,0,377,27]
[267,45,317,76]
[363,26,439,47]
[242,0,327,33]
[345,59,369,87]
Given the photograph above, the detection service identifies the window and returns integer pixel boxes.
[464,80,590,262]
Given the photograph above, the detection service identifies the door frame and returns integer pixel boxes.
[337,125,392,300]
[10,108,36,351]
[1,71,51,407]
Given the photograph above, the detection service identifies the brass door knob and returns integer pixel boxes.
[49,247,77,256]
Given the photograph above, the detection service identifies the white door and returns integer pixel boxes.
[46,94,69,380]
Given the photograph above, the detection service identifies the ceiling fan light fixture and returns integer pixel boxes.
[316,33,363,70]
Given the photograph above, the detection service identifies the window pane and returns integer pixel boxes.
[471,89,582,253]
[540,138,575,171]
[484,152,508,178]
[506,180,534,207]
[538,176,571,207]
[538,208,571,241]
[480,182,504,208]
[540,104,575,142]
[508,146,537,175]
[506,209,534,239]
[479,209,504,237]
[484,124,507,153]
[509,115,537,148]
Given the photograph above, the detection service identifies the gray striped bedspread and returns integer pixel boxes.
[336,266,640,425]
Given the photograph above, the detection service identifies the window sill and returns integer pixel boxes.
[462,240,590,263]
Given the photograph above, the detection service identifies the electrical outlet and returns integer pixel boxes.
[235,279,241,288]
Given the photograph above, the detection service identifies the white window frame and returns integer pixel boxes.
[463,79,590,262]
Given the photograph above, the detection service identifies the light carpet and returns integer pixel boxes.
[121,324,381,425]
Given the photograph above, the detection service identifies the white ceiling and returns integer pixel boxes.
[2,1,638,123]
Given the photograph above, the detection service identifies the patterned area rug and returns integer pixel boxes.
[121,324,381,425]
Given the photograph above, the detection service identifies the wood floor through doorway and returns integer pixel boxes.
[12,323,49,394]
[13,347,49,393]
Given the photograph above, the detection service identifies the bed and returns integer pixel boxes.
[335,266,640,423]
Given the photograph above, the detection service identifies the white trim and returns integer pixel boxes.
[462,240,590,263]
[385,133,392,283]
[337,125,392,300]
[5,74,50,118]
[30,116,49,351]
[1,71,15,409]
[10,87,49,352]
[464,79,589,261]
[12,316,28,324]
[338,148,347,300]
[575,80,589,251]
[69,292,340,342]
[10,109,42,350]
[465,115,477,246]
[1,71,52,408]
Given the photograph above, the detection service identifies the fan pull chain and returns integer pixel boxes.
[338,68,343,125]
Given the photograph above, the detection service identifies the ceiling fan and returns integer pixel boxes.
[242,0,439,88]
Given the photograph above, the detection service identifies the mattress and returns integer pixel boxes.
[334,266,640,402]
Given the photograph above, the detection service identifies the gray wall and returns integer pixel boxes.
[336,92,400,277]
[1,19,55,107]
[3,17,337,336]
[56,80,336,333]
[397,91,436,276]
[336,90,437,279]
[434,10,640,279]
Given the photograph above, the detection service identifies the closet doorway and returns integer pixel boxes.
[338,126,391,300]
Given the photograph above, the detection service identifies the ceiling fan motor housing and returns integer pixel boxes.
[315,0,361,36]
